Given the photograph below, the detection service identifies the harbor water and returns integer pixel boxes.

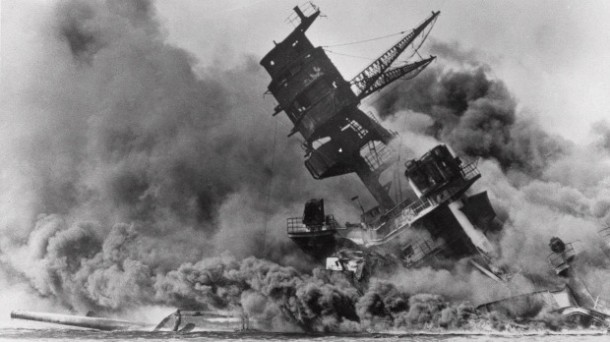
[0,328,607,342]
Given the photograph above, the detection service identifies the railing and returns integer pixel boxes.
[366,159,481,243]
[287,215,339,234]
[368,197,437,242]
[403,237,446,267]
[361,141,394,171]
[375,197,436,230]
[417,159,481,204]
[460,159,481,181]
[365,111,398,137]
[365,111,381,125]
[409,197,437,217]
[349,120,369,139]
[285,2,319,27]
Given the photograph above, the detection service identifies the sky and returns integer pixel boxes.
[153,0,610,144]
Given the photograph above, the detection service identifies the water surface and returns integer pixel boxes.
[0,329,607,342]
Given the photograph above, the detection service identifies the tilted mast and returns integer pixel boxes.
[261,5,508,283]
[260,5,439,211]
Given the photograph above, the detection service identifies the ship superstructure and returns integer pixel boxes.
[260,4,502,276]
[260,4,436,210]
[258,7,610,326]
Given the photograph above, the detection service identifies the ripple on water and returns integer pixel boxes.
[0,329,607,342]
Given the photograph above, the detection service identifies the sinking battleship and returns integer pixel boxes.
[260,3,500,282]
[260,2,610,327]
[11,3,610,332]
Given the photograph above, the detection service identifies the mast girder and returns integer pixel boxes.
[357,56,436,100]
[350,11,439,99]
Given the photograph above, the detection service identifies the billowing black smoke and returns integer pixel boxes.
[3,0,610,333]
[0,0,366,317]
[375,57,569,176]
[369,41,610,331]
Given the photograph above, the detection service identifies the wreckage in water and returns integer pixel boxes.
[10,310,252,332]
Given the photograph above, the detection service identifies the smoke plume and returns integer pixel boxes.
[2,0,610,333]
[371,39,610,322]
[0,0,366,318]
[375,63,569,176]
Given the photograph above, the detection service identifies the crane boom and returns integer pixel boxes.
[357,56,436,100]
[350,11,439,99]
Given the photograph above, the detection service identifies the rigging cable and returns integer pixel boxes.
[323,48,376,61]
[321,30,408,48]
[406,16,438,60]
[322,14,438,63]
